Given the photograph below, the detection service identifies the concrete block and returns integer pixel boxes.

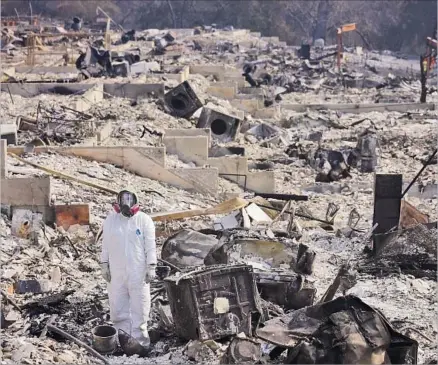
[190,65,226,79]
[226,171,275,193]
[224,70,242,78]
[9,205,53,225]
[169,28,195,37]
[228,29,250,37]
[245,203,272,224]
[1,83,95,97]
[11,208,43,239]
[206,85,236,100]
[1,176,51,206]
[162,65,190,82]
[197,108,242,142]
[254,106,280,119]
[239,41,256,49]
[75,84,103,112]
[214,212,240,230]
[223,76,246,88]
[235,93,264,101]
[261,37,279,43]
[15,66,77,74]
[96,121,112,143]
[164,128,211,146]
[239,87,265,96]
[103,83,165,99]
[209,146,245,157]
[170,167,218,195]
[164,81,203,118]
[231,99,262,114]
[0,140,6,178]
[131,61,161,75]
[1,124,18,145]
[208,157,248,175]
[163,136,208,165]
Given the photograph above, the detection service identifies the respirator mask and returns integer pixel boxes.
[113,191,140,217]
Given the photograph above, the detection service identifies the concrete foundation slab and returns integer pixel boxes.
[1,83,94,97]
[7,146,216,194]
[103,83,165,99]
[15,66,78,74]
[281,102,436,114]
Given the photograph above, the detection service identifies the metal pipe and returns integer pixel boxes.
[255,193,308,201]
[401,148,437,198]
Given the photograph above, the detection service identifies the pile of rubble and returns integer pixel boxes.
[1,16,437,365]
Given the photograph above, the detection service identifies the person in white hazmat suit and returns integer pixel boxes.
[100,189,157,347]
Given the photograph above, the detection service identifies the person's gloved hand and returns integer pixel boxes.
[100,262,111,282]
[145,265,156,283]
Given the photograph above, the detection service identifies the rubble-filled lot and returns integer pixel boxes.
[1,22,437,365]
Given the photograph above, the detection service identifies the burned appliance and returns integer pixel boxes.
[357,129,378,172]
[254,270,316,310]
[164,81,203,119]
[197,108,241,142]
[256,295,418,364]
[372,174,402,255]
[164,264,262,341]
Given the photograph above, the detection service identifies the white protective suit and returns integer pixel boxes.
[100,199,157,346]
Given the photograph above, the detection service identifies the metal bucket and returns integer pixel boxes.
[92,325,117,354]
